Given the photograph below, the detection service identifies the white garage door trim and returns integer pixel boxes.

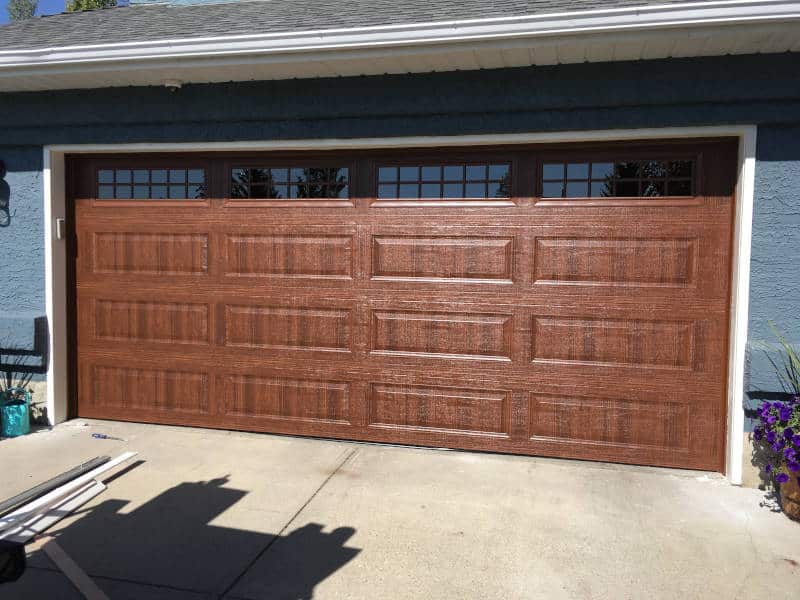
[43,124,757,483]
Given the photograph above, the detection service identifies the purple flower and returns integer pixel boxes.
[790,394,800,405]
[767,415,777,425]
[776,473,790,484]
[766,431,777,444]
[766,463,773,473]
[784,428,795,439]
[793,435,800,446]
[754,427,764,441]
[789,461,800,473]
[773,442,784,453]
[779,406,792,421]
[784,447,797,461]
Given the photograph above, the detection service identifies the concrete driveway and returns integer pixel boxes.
[1,420,797,599]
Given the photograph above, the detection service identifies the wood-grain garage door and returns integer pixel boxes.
[69,139,736,471]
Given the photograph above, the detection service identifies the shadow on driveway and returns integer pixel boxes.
[4,471,360,599]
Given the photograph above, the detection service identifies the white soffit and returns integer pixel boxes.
[0,1,798,91]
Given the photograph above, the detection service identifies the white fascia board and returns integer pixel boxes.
[0,0,798,68]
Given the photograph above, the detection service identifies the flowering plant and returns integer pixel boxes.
[754,396,800,485]
[754,323,800,486]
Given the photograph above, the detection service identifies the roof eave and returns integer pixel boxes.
[0,0,798,91]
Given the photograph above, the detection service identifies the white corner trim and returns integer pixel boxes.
[726,125,757,485]
[43,124,756,483]
[3,1,798,67]
[43,149,68,426]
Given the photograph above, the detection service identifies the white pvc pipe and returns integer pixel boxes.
[0,452,136,534]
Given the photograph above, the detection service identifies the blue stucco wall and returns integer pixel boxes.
[746,124,800,405]
[0,52,798,398]
[0,147,44,352]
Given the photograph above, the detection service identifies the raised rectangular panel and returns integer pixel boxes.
[90,366,208,413]
[224,305,352,352]
[93,232,208,275]
[371,310,513,360]
[369,383,509,435]
[225,234,353,278]
[94,300,209,344]
[534,238,696,286]
[371,235,514,282]
[221,375,350,424]
[529,394,689,451]
[532,317,695,369]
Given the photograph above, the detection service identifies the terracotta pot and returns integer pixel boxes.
[780,474,800,521]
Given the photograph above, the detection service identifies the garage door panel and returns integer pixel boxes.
[223,233,354,280]
[76,322,726,390]
[368,308,516,362]
[87,231,211,277]
[93,298,212,346]
[532,235,698,289]
[528,227,730,300]
[221,303,355,354]
[530,315,711,372]
[367,225,522,285]
[75,279,729,310]
[75,360,721,470]
[80,362,212,417]
[218,374,354,425]
[528,392,691,453]
[78,296,215,349]
[366,382,512,438]
[76,296,725,381]
[76,341,722,398]
[220,224,358,283]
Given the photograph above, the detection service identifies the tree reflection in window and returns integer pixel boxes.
[541,159,693,198]
[231,167,350,199]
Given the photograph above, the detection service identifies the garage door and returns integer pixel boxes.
[70,139,736,471]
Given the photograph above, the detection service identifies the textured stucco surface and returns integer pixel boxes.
[744,124,800,425]
[0,53,798,450]
[749,125,800,365]
[0,147,44,350]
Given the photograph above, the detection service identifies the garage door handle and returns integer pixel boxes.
[55,218,66,240]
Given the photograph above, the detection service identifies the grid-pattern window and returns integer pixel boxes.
[541,159,694,198]
[231,167,350,199]
[97,168,206,200]
[377,164,511,199]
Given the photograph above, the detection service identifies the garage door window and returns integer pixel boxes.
[541,159,693,198]
[97,168,206,200]
[377,163,511,199]
[230,167,350,199]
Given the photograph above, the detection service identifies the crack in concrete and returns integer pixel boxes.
[218,446,359,599]
[22,564,210,597]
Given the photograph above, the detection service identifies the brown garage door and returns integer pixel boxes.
[69,139,736,471]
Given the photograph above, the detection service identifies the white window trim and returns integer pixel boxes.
[43,124,757,483]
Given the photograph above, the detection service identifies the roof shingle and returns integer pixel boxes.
[0,0,697,51]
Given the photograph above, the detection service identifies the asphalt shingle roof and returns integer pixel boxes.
[0,0,700,51]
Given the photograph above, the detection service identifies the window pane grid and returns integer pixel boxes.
[231,167,350,199]
[97,168,205,200]
[541,159,694,198]
[377,163,510,199]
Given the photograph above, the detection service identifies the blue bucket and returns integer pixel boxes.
[1,388,31,438]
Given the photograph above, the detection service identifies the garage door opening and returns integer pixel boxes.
[66,138,737,471]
